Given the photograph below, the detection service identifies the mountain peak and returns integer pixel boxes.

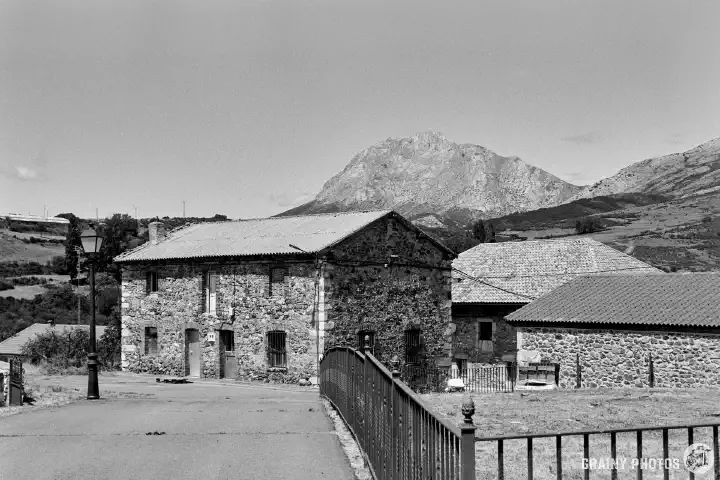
[280,132,584,226]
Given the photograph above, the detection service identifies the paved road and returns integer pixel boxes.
[0,376,354,480]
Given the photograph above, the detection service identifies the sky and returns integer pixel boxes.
[1,0,719,220]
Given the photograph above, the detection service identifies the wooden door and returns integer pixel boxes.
[186,329,201,377]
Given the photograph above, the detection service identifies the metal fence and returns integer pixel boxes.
[320,346,477,480]
[477,422,720,480]
[401,364,518,393]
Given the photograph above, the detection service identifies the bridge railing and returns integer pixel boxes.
[320,345,476,480]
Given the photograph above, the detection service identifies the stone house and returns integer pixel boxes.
[114,210,455,380]
[450,238,662,367]
[505,273,720,388]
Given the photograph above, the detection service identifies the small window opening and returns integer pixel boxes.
[267,330,287,368]
[357,330,375,354]
[146,271,158,293]
[145,327,158,355]
[478,322,493,341]
[269,267,287,296]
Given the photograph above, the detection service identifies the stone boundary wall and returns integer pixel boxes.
[519,326,720,388]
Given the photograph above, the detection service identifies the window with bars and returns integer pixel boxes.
[357,330,375,353]
[146,271,158,294]
[144,327,158,355]
[405,329,422,364]
[220,330,234,353]
[269,267,287,296]
[267,330,287,368]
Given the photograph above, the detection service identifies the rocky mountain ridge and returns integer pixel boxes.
[567,137,720,202]
[282,131,584,227]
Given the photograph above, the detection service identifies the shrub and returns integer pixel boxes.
[0,280,14,291]
[575,217,604,234]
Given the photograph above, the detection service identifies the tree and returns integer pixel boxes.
[471,220,496,243]
[485,221,496,243]
[56,213,82,280]
[472,220,486,243]
[575,217,603,234]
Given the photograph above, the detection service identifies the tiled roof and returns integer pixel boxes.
[452,238,663,304]
[115,210,453,263]
[0,324,108,356]
[505,273,720,327]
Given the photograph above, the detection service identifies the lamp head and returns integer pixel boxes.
[80,227,104,255]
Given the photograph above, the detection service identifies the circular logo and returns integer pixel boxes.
[683,443,713,475]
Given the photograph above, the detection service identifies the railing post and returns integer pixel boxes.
[460,395,477,480]
[391,364,400,480]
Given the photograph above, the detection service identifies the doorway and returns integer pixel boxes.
[219,330,236,379]
[185,329,201,377]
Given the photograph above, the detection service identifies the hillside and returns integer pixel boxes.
[568,137,720,201]
[493,190,720,272]
[281,131,584,227]
[0,229,65,263]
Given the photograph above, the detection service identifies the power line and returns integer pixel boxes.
[452,267,538,300]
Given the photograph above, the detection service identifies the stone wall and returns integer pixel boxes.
[519,326,720,388]
[451,304,522,364]
[323,215,454,366]
[120,261,317,379]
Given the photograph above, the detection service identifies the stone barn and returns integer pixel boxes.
[450,238,662,368]
[114,210,455,380]
[506,273,720,388]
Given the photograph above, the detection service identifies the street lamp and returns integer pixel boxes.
[80,227,103,400]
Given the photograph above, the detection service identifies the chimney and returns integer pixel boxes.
[148,222,167,245]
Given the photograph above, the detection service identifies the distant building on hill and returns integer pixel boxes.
[0,213,70,236]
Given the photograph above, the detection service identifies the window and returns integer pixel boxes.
[405,329,422,364]
[267,330,287,368]
[357,330,375,353]
[203,272,217,315]
[478,320,494,353]
[269,267,287,296]
[144,327,158,355]
[220,330,234,353]
[478,321,492,341]
[146,271,158,294]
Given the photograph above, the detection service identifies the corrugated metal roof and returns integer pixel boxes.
[0,324,108,356]
[452,238,663,304]
[505,273,720,327]
[115,210,394,262]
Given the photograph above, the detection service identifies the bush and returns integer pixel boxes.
[21,326,121,374]
[575,217,604,234]
[0,280,14,291]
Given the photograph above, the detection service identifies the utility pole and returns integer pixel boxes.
[182,200,186,219]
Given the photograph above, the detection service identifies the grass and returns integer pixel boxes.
[420,388,720,479]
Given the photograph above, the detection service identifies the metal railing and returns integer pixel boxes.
[320,345,477,480]
[401,364,517,393]
[476,422,720,480]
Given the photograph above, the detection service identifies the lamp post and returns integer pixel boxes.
[80,227,103,400]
